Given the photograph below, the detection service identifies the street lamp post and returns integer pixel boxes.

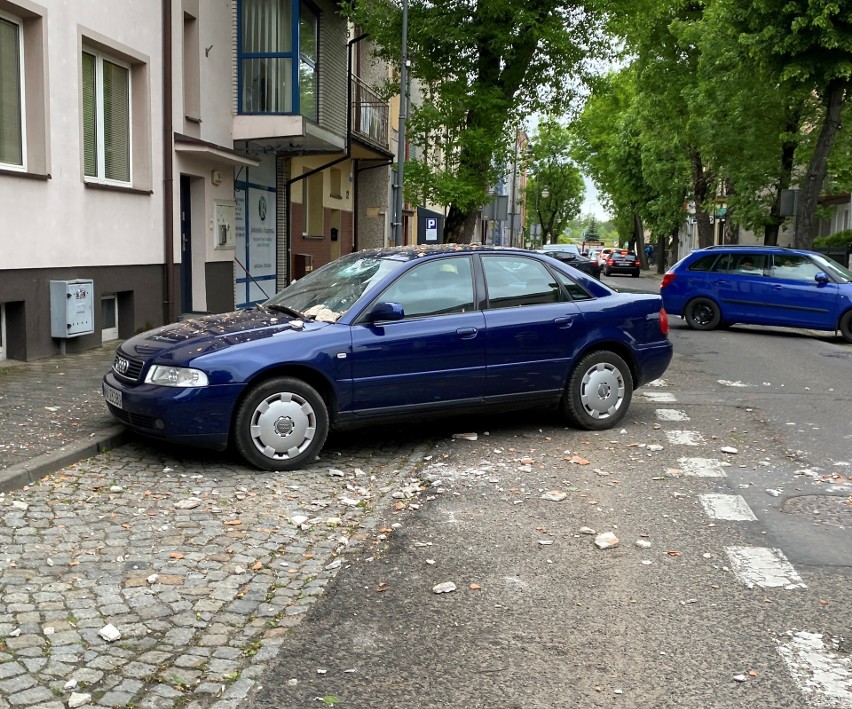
[393,0,409,246]
[536,187,549,248]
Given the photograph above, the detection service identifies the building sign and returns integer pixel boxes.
[426,217,438,242]
[235,160,277,308]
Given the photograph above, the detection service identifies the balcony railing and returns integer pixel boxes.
[351,76,389,150]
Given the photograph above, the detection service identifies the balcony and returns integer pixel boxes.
[351,76,389,152]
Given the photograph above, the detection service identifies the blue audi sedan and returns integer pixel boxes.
[103,245,673,471]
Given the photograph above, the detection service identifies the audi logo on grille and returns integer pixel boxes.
[115,357,130,375]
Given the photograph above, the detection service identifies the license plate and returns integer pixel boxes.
[103,382,123,410]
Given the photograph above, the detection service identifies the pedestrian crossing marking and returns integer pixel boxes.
[678,457,728,477]
[777,630,852,707]
[665,430,705,446]
[655,408,690,422]
[725,546,807,589]
[699,494,757,521]
[642,391,677,403]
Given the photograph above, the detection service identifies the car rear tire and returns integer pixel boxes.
[684,297,721,330]
[839,311,852,343]
[561,351,633,430]
[234,377,329,471]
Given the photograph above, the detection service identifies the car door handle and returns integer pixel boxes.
[554,316,575,328]
[456,327,479,339]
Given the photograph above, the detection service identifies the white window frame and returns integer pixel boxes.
[100,295,118,343]
[82,48,132,186]
[0,10,27,171]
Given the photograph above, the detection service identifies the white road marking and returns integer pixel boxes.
[777,630,852,707]
[699,494,757,521]
[725,546,807,589]
[656,408,690,422]
[678,457,729,478]
[677,458,727,478]
[666,430,705,446]
[642,391,677,403]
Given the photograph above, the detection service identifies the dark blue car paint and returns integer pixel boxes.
[104,246,672,454]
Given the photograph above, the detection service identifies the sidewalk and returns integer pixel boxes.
[0,343,129,492]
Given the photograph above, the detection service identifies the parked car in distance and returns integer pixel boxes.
[660,245,852,342]
[103,245,673,471]
[537,248,602,279]
[540,242,582,256]
[603,250,641,278]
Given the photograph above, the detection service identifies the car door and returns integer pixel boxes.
[714,252,773,323]
[348,255,486,414]
[760,254,840,328]
[479,254,586,400]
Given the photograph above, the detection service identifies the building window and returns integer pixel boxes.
[299,2,317,121]
[238,0,318,118]
[0,13,24,168]
[183,10,201,123]
[82,49,131,184]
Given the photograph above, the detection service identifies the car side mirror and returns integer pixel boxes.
[368,302,405,322]
[814,272,830,285]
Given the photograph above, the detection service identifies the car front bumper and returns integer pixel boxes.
[102,371,244,451]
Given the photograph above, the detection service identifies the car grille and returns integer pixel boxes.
[106,404,159,431]
[112,352,145,383]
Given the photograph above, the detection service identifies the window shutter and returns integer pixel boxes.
[0,18,23,165]
[82,51,97,177]
[102,59,129,182]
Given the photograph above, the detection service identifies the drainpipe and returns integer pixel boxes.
[162,0,176,323]
[282,32,366,284]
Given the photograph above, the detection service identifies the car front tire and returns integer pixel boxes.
[839,311,852,343]
[561,351,633,430]
[234,377,329,471]
[684,297,721,330]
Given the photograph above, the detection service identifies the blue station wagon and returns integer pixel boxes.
[103,245,673,471]
[661,246,852,342]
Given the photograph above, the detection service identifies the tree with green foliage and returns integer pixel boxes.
[342,0,612,243]
[714,0,851,247]
[524,118,585,246]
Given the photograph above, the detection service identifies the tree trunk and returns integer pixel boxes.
[793,78,848,248]
[445,203,480,244]
[690,149,714,248]
[765,109,801,245]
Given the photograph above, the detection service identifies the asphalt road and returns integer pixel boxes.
[247,302,852,708]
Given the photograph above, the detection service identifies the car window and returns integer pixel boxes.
[731,253,766,275]
[771,255,823,282]
[377,257,475,318]
[688,254,727,272]
[482,255,561,309]
[554,272,594,301]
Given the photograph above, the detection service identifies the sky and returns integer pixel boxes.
[581,176,611,221]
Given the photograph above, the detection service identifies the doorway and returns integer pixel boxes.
[180,175,193,314]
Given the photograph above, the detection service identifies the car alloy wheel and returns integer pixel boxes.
[561,351,633,430]
[234,377,329,471]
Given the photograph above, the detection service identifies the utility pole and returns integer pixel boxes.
[393,0,409,246]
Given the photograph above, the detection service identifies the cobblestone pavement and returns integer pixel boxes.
[0,435,435,708]
[0,345,124,488]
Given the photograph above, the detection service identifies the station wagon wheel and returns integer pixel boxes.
[234,377,329,472]
[684,297,721,330]
[561,351,633,430]
[839,311,852,343]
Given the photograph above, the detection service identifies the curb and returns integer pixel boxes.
[0,426,131,493]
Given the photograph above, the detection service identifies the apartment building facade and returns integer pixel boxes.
[0,0,395,362]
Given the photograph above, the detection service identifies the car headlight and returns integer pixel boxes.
[144,365,209,387]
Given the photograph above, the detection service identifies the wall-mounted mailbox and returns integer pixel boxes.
[50,279,95,338]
